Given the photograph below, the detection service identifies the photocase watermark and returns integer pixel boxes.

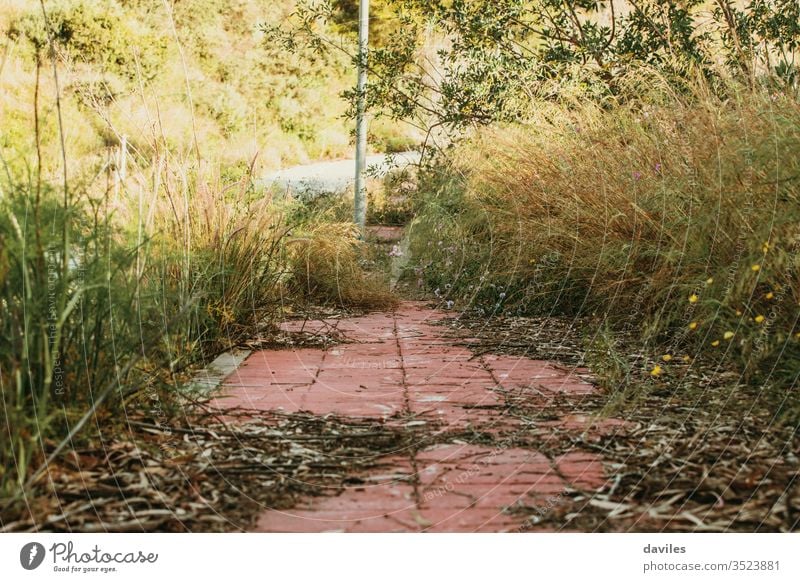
[420,435,571,529]
[46,244,88,399]
[46,245,66,398]
[339,355,395,370]
[20,542,46,570]
[517,489,568,532]
[421,436,521,504]
[19,540,159,575]
[421,461,483,503]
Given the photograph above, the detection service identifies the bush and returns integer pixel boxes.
[10,0,166,79]
[409,78,800,393]
[137,166,290,361]
[0,181,147,500]
[0,159,392,508]
[367,167,416,226]
[287,221,398,310]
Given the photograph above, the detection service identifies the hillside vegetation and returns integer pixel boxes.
[387,0,800,419]
[0,0,414,176]
[410,77,800,414]
[0,0,402,513]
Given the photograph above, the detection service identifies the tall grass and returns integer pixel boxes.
[0,0,402,526]
[286,221,399,310]
[0,176,144,502]
[410,77,800,400]
[0,152,395,514]
[134,164,290,364]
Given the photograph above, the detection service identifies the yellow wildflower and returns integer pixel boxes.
[650,365,663,377]
[682,355,691,362]
[723,331,735,340]
[751,264,761,272]
[735,310,743,316]
[689,293,699,304]
[755,315,765,324]
[706,277,714,285]
[689,321,699,330]
[662,354,673,362]
[765,292,774,300]
[711,340,721,347]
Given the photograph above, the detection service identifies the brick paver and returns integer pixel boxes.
[215,302,614,532]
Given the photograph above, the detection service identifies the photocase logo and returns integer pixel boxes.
[20,542,46,570]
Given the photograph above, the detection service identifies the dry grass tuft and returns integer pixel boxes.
[411,78,800,396]
[287,221,399,311]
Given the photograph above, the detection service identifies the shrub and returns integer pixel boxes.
[287,221,398,310]
[0,180,149,500]
[409,78,800,393]
[138,166,289,358]
[10,0,166,79]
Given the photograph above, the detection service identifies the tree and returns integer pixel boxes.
[265,1,800,142]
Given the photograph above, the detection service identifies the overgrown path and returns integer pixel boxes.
[214,302,621,532]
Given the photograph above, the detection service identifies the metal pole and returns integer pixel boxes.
[354,0,369,233]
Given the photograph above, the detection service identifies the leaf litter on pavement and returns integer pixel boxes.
[438,312,799,532]
[2,309,796,532]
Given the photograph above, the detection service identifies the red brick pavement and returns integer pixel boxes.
[215,302,617,532]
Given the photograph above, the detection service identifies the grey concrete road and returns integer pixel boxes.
[263,151,420,194]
